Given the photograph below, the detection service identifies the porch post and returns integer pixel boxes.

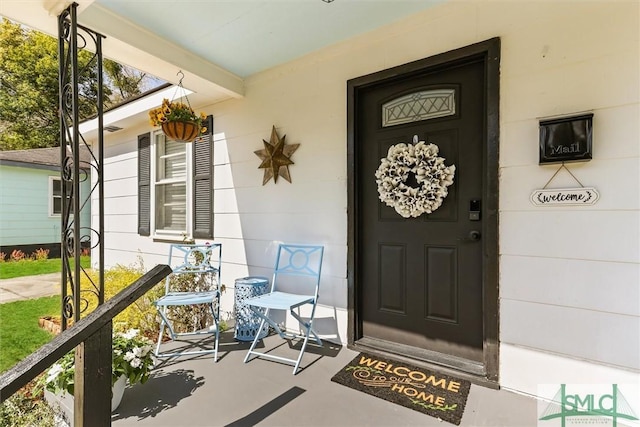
[58,2,106,327]
[74,322,113,427]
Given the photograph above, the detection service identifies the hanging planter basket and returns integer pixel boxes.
[161,120,200,143]
[149,70,206,143]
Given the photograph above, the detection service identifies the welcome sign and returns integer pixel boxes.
[530,187,600,206]
[331,353,471,425]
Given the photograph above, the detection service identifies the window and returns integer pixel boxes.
[382,88,456,127]
[138,115,213,239]
[153,133,189,237]
[50,177,62,216]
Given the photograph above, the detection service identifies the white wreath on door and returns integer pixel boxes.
[374,140,456,218]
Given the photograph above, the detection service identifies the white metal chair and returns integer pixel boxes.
[243,244,324,374]
[154,243,222,361]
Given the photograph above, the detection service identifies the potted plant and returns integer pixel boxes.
[43,329,155,412]
[148,98,207,142]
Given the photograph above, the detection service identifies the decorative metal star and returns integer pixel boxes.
[254,126,300,185]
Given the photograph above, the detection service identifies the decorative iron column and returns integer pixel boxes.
[58,3,105,330]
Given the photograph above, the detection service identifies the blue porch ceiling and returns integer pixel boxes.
[93,0,443,78]
[1,0,443,102]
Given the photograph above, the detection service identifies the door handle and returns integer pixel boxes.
[458,230,481,242]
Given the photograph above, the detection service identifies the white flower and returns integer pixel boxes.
[43,329,155,396]
[121,329,139,340]
[46,363,64,383]
[141,345,153,357]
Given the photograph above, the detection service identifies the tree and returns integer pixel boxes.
[103,60,148,105]
[0,19,60,150]
[0,19,161,150]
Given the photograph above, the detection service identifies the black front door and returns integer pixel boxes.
[352,53,493,370]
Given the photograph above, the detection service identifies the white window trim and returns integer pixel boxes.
[150,130,193,241]
[49,176,61,217]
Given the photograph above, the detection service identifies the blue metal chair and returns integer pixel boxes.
[154,243,222,361]
[243,244,324,374]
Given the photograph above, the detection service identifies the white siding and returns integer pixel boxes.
[96,0,640,397]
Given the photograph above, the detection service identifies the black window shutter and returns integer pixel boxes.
[192,115,214,239]
[137,133,151,236]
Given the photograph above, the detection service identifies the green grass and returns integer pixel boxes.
[0,296,60,373]
[0,256,91,280]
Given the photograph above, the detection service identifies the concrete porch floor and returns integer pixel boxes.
[112,331,540,427]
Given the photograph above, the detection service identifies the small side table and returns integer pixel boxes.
[234,276,270,341]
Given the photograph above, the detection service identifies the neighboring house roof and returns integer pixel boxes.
[0,146,92,171]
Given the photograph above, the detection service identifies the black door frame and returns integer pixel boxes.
[346,38,500,385]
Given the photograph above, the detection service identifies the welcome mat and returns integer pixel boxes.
[331,353,471,425]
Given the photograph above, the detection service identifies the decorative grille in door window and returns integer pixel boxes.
[382,89,455,127]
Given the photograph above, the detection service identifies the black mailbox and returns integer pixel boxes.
[539,113,593,164]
